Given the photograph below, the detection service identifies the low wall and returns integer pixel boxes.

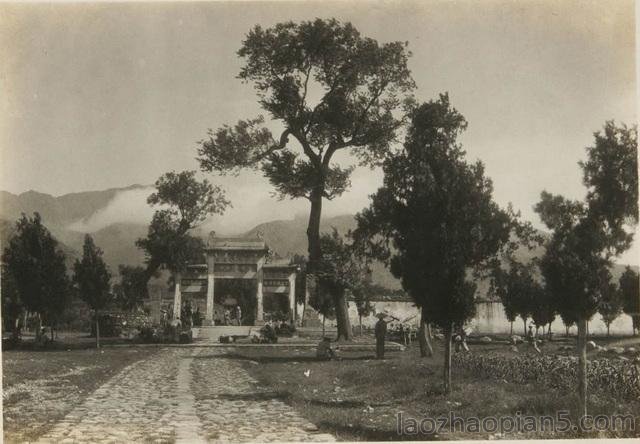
[336,300,635,336]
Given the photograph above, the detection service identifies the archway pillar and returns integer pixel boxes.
[205,253,215,325]
[256,268,264,323]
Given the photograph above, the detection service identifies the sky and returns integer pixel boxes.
[0,0,637,263]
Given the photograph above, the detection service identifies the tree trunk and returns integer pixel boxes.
[333,290,352,342]
[577,318,588,419]
[547,323,552,339]
[322,314,325,336]
[509,321,513,336]
[306,187,351,341]
[95,310,101,349]
[35,313,43,343]
[443,323,453,394]
[606,323,610,338]
[359,314,362,336]
[523,317,527,336]
[586,321,589,339]
[566,325,570,337]
[418,308,433,357]
[306,189,323,269]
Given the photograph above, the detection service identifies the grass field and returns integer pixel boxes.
[2,346,158,442]
[235,336,640,441]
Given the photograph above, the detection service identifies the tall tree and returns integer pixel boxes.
[197,19,415,339]
[619,266,639,335]
[2,213,70,341]
[535,121,637,418]
[354,95,527,392]
[73,235,112,348]
[114,265,148,312]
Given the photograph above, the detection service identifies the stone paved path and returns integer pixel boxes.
[36,348,334,443]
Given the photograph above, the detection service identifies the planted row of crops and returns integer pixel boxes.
[452,353,640,401]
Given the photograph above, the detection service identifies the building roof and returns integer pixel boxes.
[206,231,268,251]
[263,258,300,270]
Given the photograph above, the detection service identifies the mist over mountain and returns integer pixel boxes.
[0,185,636,294]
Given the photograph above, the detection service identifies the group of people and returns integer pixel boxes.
[316,314,545,361]
[221,305,242,326]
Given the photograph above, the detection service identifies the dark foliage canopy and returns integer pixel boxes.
[535,122,637,323]
[73,234,112,312]
[114,265,148,312]
[619,266,639,317]
[2,213,70,322]
[137,171,229,274]
[354,95,522,330]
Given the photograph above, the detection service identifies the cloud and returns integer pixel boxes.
[65,168,383,235]
[67,187,156,232]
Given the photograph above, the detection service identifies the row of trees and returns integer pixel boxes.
[492,255,639,338]
[1,213,149,346]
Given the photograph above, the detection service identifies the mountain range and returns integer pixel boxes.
[0,186,636,295]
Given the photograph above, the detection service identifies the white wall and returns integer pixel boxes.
[336,300,635,336]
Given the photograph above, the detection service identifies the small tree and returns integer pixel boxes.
[352,286,375,335]
[73,235,112,348]
[2,213,70,341]
[114,265,148,312]
[531,283,556,338]
[597,278,622,337]
[1,270,23,340]
[354,96,526,392]
[316,229,370,340]
[492,260,539,336]
[197,19,415,340]
[619,266,639,335]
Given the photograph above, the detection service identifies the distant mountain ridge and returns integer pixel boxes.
[0,185,636,295]
[0,185,148,227]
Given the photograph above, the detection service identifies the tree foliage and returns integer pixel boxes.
[136,210,206,274]
[315,228,371,338]
[1,213,70,330]
[492,259,543,333]
[196,19,415,336]
[534,121,637,416]
[619,266,639,334]
[147,170,230,233]
[137,171,229,275]
[355,95,525,329]
[73,235,112,313]
[114,265,148,312]
[354,95,529,391]
[598,278,622,335]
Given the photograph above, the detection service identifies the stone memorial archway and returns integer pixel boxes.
[173,232,298,325]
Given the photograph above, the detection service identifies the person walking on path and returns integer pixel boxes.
[375,313,388,359]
